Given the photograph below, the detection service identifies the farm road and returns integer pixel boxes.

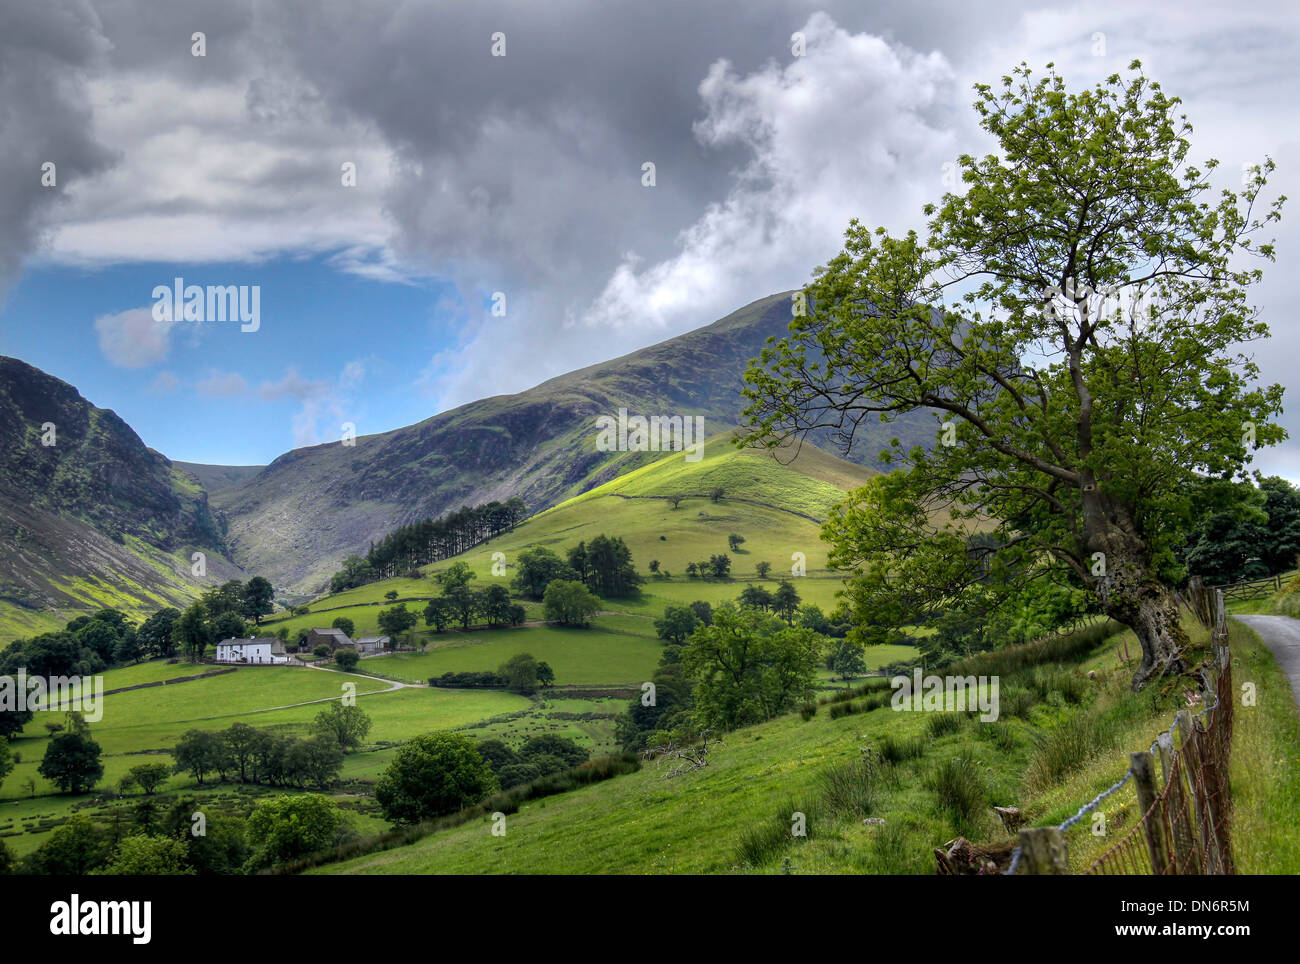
[1234,615,1300,711]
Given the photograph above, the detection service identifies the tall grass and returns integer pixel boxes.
[927,712,966,738]
[1023,711,1120,794]
[879,733,926,764]
[945,619,1120,680]
[735,798,814,868]
[928,754,988,827]
[820,749,888,819]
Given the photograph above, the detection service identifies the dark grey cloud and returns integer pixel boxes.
[0,0,117,303]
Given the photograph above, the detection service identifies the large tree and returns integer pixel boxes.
[739,62,1285,689]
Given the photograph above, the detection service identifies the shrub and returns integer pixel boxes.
[799,703,817,721]
[926,712,965,738]
[736,799,811,867]
[929,754,988,826]
[375,733,498,825]
[1025,710,1120,793]
[820,750,884,818]
[879,734,926,764]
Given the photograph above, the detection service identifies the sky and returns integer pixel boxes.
[0,0,1297,471]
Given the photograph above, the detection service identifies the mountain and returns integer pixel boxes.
[0,357,243,641]
[213,292,936,595]
[173,462,264,494]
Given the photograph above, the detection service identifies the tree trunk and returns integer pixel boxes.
[1084,496,1187,690]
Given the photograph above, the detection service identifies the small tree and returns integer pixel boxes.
[334,649,360,672]
[667,495,685,510]
[378,603,418,639]
[755,561,772,579]
[127,762,171,795]
[384,590,399,602]
[313,703,373,753]
[709,487,725,502]
[103,834,192,875]
[375,733,498,825]
[536,661,555,687]
[542,580,602,627]
[773,581,801,625]
[830,641,867,683]
[648,559,660,574]
[654,605,698,644]
[39,732,104,794]
[246,794,345,869]
[728,534,745,552]
[499,653,540,695]
[331,616,355,637]
[709,554,732,579]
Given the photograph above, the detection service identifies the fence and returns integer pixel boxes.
[1011,591,1235,875]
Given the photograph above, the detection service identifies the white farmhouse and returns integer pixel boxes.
[215,636,290,664]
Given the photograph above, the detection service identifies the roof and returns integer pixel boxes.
[310,627,350,637]
[356,636,390,644]
[216,637,284,650]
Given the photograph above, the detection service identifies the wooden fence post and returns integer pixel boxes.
[1018,827,1068,875]
[1156,732,1173,783]
[1130,751,1169,874]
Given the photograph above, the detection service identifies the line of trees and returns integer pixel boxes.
[331,498,527,592]
[512,535,641,601]
[172,722,345,790]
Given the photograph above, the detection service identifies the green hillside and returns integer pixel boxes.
[314,619,1296,876]
[213,292,935,595]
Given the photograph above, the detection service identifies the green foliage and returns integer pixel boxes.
[246,794,348,870]
[314,702,373,752]
[499,652,540,694]
[739,62,1286,689]
[542,579,602,627]
[29,813,109,874]
[0,735,11,791]
[136,608,180,659]
[682,607,821,731]
[126,762,171,795]
[820,748,886,819]
[1180,476,1300,583]
[654,604,698,643]
[375,732,499,825]
[377,603,418,639]
[512,546,577,600]
[334,648,360,671]
[331,616,356,637]
[242,576,275,625]
[830,640,866,680]
[100,835,193,875]
[39,730,104,793]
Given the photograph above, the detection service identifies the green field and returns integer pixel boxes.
[365,620,663,686]
[314,619,1294,876]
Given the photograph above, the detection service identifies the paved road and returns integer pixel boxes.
[1234,615,1300,710]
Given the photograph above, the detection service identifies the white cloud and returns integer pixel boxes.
[149,371,179,393]
[93,307,172,368]
[196,370,249,397]
[581,12,960,333]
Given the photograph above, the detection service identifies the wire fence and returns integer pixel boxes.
[1008,592,1235,876]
